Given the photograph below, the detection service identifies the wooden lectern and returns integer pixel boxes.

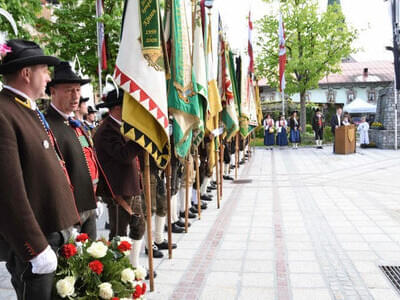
[335,125,356,154]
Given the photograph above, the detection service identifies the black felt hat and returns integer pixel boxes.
[47,61,91,88]
[0,39,60,74]
[87,106,97,114]
[79,96,89,104]
[96,88,124,109]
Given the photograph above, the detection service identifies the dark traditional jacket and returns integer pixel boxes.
[289,117,300,130]
[0,88,79,261]
[46,105,97,213]
[312,115,324,131]
[93,116,143,197]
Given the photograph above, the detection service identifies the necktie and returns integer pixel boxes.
[68,116,82,128]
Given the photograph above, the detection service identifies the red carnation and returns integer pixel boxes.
[62,244,77,259]
[117,241,132,253]
[142,282,147,295]
[133,284,142,299]
[111,298,120,300]
[76,233,89,243]
[88,260,103,275]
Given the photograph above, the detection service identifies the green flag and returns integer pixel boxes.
[166,0,200,158]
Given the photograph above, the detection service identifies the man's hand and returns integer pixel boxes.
[30,245,57,274]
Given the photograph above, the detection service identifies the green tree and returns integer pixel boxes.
[0,0,43,39]
[256,0,357,129]
[39,0,123,87]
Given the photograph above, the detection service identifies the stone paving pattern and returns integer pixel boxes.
[1,146,400,299]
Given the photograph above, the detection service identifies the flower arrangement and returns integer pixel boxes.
[54,234,146,300]
[371,122,384,130]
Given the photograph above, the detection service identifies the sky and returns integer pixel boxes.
[215,0,393,62]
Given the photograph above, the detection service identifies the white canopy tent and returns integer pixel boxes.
[343,98,377,114]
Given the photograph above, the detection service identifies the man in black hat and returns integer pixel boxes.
[312,108,324,149]
[93,88,147,270]
[45,61,99,239]
[84,105,98,132]
[0,40,80,299]
[75,96,89,123]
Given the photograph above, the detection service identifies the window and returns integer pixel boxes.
[368,89,376,103]
[347,89,356,103]
[327,89,336,103]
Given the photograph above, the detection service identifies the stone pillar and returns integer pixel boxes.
[370,83,400,149]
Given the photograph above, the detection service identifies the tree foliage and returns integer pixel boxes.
[256,0,357,128]
[39,0,124,84]
[0,0,43,40]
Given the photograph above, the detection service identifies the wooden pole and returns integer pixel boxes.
[165,162,173,259]
[195,149,201,219]
[219,136,223,199]
[184,156,190,233]
[144,152,154,291]
[215,138,221,209]
[235,132,239,180]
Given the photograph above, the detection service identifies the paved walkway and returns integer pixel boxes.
[1,146,400,299]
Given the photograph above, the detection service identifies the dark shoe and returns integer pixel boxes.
[145,269,157,280]
[239,160,245,165]
[145,245,164,258]
[189,207,199,214]
[223,175,234,180]
[155,239,177,250]
[230,165,235,170]
[208,185,217,190]
[176,218,191,227]
[192,201,207,209]
[172,223,185,233]
[201,194,212,201]
[179,211,196,219]
[211,180,217,185]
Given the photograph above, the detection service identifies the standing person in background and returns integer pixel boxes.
[342,112,352,126]
[289,111,301,149]
[312,109,324,149]
[263,114,275,150]
[84,106,98,131]
[358,116,370,148]
[0,39,80,300]
[276,114,288,147]
[93,88,147,273]
[46,61,99,239]
[330,106,343,153]
[74,96,89,123]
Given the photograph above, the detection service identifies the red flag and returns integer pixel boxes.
[278,13,286,92]
[96,0,107,70]
[248,12,254,74]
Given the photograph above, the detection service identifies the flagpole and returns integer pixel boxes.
[219,134,223,199]
[184,156,190,232]
[165,162,173,258]
[95,0,103,98]
[282,90,285,116]
[215,135,221,209]
[144,152,154,291]
[235,132,239,180]
[195,149,201,219]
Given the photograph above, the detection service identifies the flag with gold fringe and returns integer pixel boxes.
[166,0,200,159]
[202,1,222,173]
[192,0,209,148]
[114,0,170,169]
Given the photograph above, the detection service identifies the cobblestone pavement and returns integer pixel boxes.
[1,146,400,299]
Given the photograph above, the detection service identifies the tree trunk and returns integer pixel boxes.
[300,90,306,132]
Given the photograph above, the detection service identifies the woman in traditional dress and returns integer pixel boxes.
[263,114,275,149]
[276,115,288,146]
[289,111,301,149]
